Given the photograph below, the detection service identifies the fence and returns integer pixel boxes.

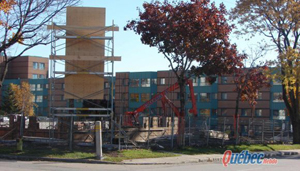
[183,116,292,146]
[0,115,293,149]
[117,115,293,148]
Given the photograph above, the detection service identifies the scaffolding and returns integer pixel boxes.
[47,8,120,149]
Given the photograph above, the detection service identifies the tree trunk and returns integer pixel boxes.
[0,60,9,88]
[291,116,300,144]
[234,91,241,144]
[177,78,186,147]
[280,67,299,144]
[292,122,300,144]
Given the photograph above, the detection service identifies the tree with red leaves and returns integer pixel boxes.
[125,0,244,147]
[233,65,270,144]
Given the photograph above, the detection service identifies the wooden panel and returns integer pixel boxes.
[66,7,105,56]
[49,55,121,61]
[47,24,119,31]
[64,7,106,99]
[65,75,104,99]
[65,60,104,72]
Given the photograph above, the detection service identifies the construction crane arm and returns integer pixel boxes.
[125,79,197,126]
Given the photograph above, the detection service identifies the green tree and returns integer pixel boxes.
[10,82,37,116]
[2,83,21,115]
[231,0,299,143]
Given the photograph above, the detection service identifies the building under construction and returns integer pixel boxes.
[0,7,292,148]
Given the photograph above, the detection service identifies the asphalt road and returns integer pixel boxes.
[0,155,299,171]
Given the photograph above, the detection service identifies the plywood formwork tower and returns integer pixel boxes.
[48,7,120,146]
[48,6,120,115]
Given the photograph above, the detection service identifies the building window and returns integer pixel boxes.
[61,95,64,101]
[32,74,38,79]
[141,78,150,87]
[62,83,65,89]
[152,78,157,85]
[39,74,45,79]
[36,95,43,102]
[273,92,283,102]
[36,84,43,91]
[221,77,227,84]
[200,93,210,102]
[130,79,139,87]
[273,79,282,85]
[221,93,227,100]
[39,63,45,70]
[30,84,36,91]
[160,78,165,85]
[199,109,210,117]
[258,92,263,100]
[200,77,210,86]
[241,109,251,117]
[45,84,49,89]
[211,93,218,100]
[141,93,150,102]
[255,109,262,117]
[130,93,139,102]
[192,77,198,86]
[211,109,217,116]
[33,62,38,69]
[273,110,286,120]
[221,109,227,116]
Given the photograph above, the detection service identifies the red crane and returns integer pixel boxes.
[124,79,197,126]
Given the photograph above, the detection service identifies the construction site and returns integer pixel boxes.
[0,6,293,151]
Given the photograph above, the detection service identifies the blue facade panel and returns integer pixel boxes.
[186,80,218,118]
[128,72,157,115]
[270,83,289,121]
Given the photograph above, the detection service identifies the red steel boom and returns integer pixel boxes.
[125,79,197,126]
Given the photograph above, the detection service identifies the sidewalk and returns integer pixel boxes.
[0,150,299,165]
[121,150,300,165]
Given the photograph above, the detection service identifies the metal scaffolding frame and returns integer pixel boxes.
[48,21,118,149]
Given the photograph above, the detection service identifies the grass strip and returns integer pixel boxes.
[0,147,177,162]
[173,144,300,155]
[104,149,178,162]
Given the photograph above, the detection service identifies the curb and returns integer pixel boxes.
[0,154,175,165]
[0,151,298,165]
[0,155,118,165]
[264,151,299,158]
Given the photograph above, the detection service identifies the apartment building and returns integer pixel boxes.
[3,56,49,79]
[0,56,287,124]
[114,71,288,130]
[0,56,112,116]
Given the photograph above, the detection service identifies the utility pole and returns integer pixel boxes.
[17,93,25,151]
